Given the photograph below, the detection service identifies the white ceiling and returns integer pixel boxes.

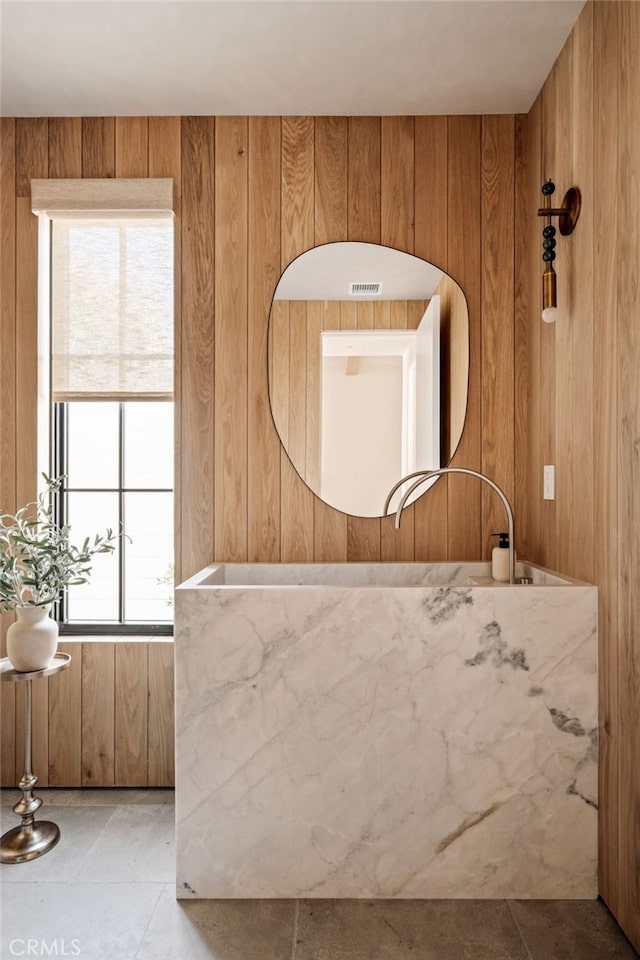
[0,0,585,117]
[275,242,444,300]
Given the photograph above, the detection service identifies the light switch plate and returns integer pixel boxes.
[543,465,555,500]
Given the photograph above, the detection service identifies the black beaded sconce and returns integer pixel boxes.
[537,180,581,323]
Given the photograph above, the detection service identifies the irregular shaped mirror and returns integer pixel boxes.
[268,242,469,517]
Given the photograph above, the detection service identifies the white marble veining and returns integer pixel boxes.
[175,562,597,900]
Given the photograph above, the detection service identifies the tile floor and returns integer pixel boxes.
[1,788,637,960]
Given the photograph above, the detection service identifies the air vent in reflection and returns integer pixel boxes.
[349,282,382,296]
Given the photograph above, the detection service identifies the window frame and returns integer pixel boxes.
[53,400,174,638]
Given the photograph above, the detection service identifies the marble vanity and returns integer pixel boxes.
[175,561,597,900]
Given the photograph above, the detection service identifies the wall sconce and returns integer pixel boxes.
[537,180,581,323]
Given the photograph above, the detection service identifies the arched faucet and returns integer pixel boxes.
[383,467,516,585]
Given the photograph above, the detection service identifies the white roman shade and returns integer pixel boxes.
[32,179,174,401]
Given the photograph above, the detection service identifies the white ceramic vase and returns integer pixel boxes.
[6,605,59,672]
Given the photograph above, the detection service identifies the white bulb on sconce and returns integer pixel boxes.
[541,305,558,324]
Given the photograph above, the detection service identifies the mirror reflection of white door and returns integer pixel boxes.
[319,300,440,517]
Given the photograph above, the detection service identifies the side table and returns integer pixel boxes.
[1,652,71,864]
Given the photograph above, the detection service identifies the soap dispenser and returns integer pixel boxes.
[491,532,511,582]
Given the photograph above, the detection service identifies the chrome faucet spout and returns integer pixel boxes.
[384,467,516,585]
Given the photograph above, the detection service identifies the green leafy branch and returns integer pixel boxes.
[0,475,120,613]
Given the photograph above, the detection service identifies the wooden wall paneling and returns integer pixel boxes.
[248,116,281,561]
[552,34,576,578]
[288,301,308,475]
[16,119,48,198]
[149,116,182,581]
[347,117,381,242]
[380,117,415,560]
[0,118,16,786]
[271,301,290,446]
[414,117,448,269]
[513,113,530,560]
[15,120,48,783]
[381,117,415,253]
[617,1,640,943]
[180,117,215,579]
[49,119,82,179]
[373,301,390,330]
[569,5,594,583]
[346,117,382,559]
[214,117,248,561]
[446,117,482,559]
[114,643,148,786]
[481,116,515,557]
[526,95,543,563]
[115,117,149,177]
[81,642,115,785]
[314,117,347,246]
[305,301,322,494]
[281,117,314,268]
[280,118,314,561]
[593,0,619,911]
[47,642,82,786]
[413,116,449,560]
[81,118,115,178]
[314,118,348,560]
[540,61,560,573]
[148,641,175,787]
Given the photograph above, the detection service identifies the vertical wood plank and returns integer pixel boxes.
[415,116,448,269]
[180,117,214,578]
[381,117,414,252]
[82,118,115,178]
[48,642,82,786]
[148,642,175,787]
[305,301,323,494]
[81,642,115,786]
[49,118,82,179]
[593,0,619,913]
[149,117,182,180]
[347,117,381,242]
[281,118,314,560]
[248,116,281,561]
[481,116,515,557]
[617,0,640,945]
[552,33,575,578]
[16,118,48,197]
[569,5,594,584]
[0,118,16,785]
[514,113,529,561]
[447,116,482,561]
[414,115,449,561]
[540,59,559,573]
[315,117,347,246]
[288,301,307,474]
[381,116,415,559]
[314,119,348,560]
[271,301,290,446]
[115,117,149,177]
[214,117,248,561]
[526,95,543,564]
[115,644,148,786]
[346,117,382,559]
[281,117,314,268]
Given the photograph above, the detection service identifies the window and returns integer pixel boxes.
[54,401,174,632]
[33,179,175,634]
